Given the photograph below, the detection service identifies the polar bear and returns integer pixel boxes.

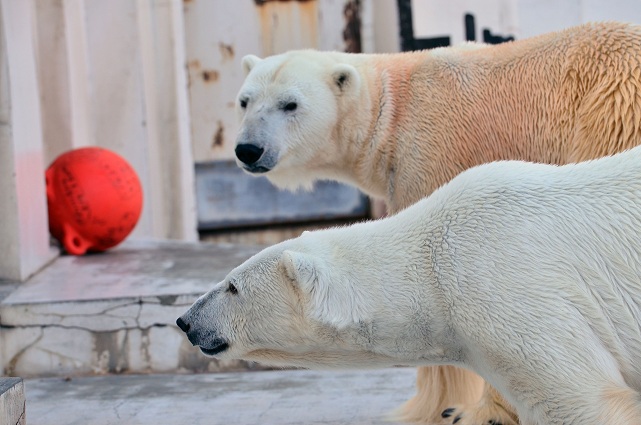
[178,145,641,425]
[233,21,641,424]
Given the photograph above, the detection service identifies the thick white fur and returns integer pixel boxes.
[180,146,641,424]
[235,23,641,424]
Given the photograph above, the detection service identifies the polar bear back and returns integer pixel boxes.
[384,147,641,385]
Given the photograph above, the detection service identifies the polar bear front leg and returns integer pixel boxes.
[394,366,484,424]
[441,382,518,425]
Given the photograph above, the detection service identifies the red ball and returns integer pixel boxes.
[46,147,143,255]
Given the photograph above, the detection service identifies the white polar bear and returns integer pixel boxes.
[178,146,641,425]
[234,24,641,423]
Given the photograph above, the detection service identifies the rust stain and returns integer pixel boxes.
[212,121,224,149]
[300,0,318,48]
[258,0,318,56]
[186,60,200,89]
[343,0,361,53]
[219,42,235,61]
[258,4,275,56]
[202,69,220,83]
[92,330,130,374]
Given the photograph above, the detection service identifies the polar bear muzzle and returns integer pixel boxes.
[235,143,278,174]
[235,143,264,167]
[175,316,230,356]
[197,339,229,356]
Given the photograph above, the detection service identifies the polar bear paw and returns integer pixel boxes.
[440,403,518,425]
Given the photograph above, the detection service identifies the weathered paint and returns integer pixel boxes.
[212,121,224,148]
[184,0,362,163]
[218,42,234,60]
[201,69,219,83]
[258,0,319,57]
[343,0,361,53]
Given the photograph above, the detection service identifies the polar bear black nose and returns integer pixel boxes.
[235,144,264,165]
[176,317,190,333]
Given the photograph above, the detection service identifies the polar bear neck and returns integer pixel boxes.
[347,49,565,213]
[345,54,428,205]
[294,201,466,365]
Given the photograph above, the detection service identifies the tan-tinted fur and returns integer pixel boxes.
[334,22,641,425]
[600,385,641,424]
[346,22,641,213]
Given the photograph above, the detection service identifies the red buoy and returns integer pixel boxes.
[46,147,143,255]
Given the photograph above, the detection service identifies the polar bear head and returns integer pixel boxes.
[175,237,380,368]
[234,51,362,191]
[177,227,448,369]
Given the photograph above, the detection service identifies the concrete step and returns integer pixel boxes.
[25,368,416,425]
[0,378,25,425]
[0,240,265,377]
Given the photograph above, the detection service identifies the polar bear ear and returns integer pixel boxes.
[280,250,369,328]
[330,64,360,95]
[281,250,316,287]
[242,55,262,75]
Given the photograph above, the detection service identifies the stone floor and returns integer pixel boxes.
[25,368,417,425]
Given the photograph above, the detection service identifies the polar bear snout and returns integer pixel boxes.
[176,317,190,333]
[235,143,264,166]
[176,315,230,357]
[235,142,280,175]
[176,315,199,345]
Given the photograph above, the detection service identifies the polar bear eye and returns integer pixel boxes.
[227,282,238,295]
[239,98,248,109]
[282,102,298,112]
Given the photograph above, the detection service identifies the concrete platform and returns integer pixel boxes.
[0,378,25,425]
[0,240,265,377]
[25,368,416,425]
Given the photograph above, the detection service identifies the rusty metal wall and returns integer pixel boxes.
[184,0,368,163]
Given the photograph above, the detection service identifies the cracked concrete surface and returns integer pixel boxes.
[0,240,266,377]
[25,368,416,425]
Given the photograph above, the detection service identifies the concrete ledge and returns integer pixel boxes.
[0,378,26,425]
[0,240,266,377]
[26,368,416,425]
